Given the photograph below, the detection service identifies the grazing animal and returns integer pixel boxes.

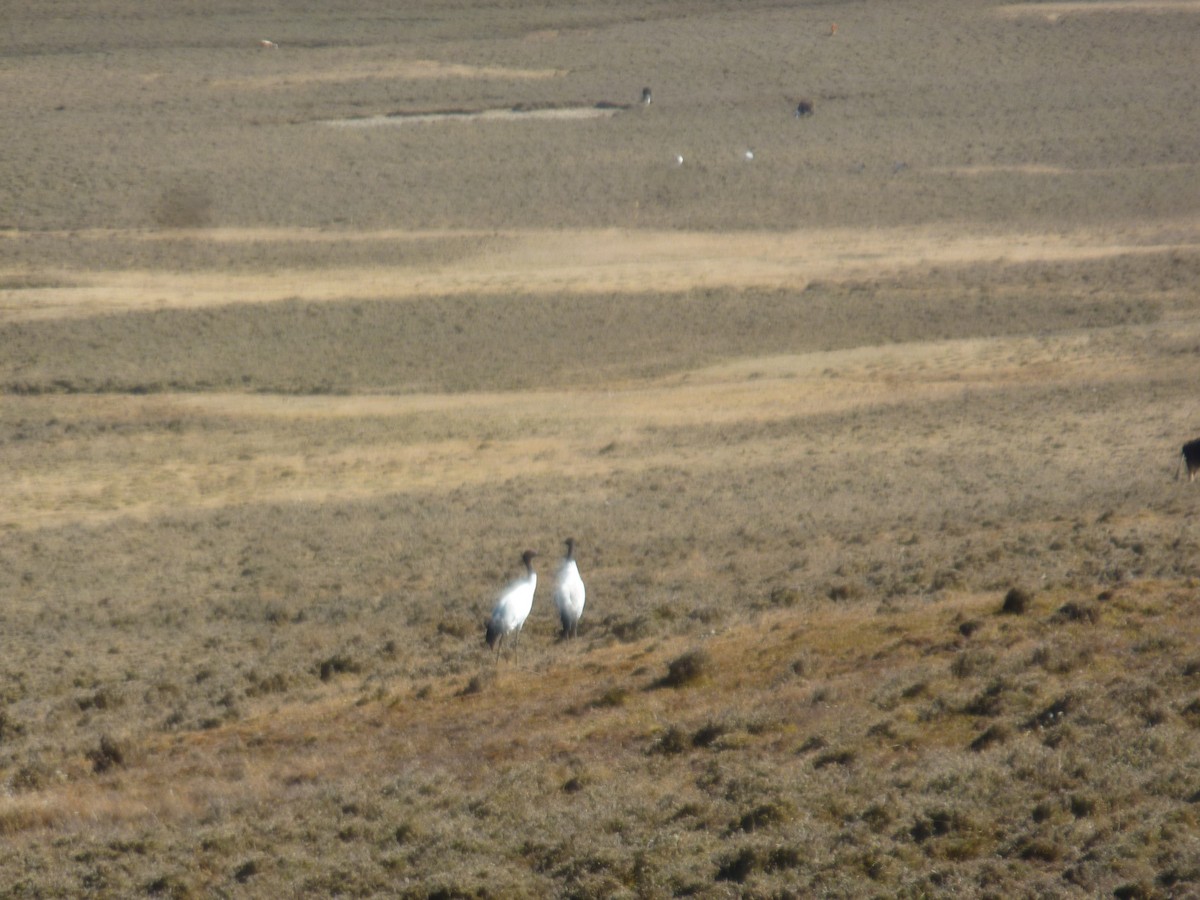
[795,100,814,117]
[1180,438,1200,482]
[641,87,653,106]
[553,538,586,639]
[258,39,279,49]
[485,550,538,652]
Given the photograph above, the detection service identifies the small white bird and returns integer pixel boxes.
[744,149,755,161]
[258,39,279,50]
[674,154,684,166]
[485,550,538,652]
[553,538,586,639]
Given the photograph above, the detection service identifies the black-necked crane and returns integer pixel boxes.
[485,550,538,652]
[553,538,586,639]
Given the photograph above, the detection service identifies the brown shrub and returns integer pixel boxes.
[1001,587,1032,615]
[656,649,712,688]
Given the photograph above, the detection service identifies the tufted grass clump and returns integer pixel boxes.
[656,648,713,689]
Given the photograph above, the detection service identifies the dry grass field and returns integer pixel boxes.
[3,0,1200,896]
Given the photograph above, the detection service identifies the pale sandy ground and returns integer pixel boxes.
[209,59,566,90]
[5,216,1196,529]
[3,220,1197,322]
[997,0,1200,19]
[8,314,1196,532]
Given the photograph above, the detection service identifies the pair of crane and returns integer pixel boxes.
[484,538,585,653]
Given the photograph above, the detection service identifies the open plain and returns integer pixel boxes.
[2,0,1200,896]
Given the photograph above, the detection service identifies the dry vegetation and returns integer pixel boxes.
[3,0,1200,896]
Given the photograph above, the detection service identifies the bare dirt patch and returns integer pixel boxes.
[320,104,620,128]
[209,59,566,91]
[3,221,1197,322]
[997,1,1200,20]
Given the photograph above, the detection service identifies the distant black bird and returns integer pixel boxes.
[795,99,814,117]
[641,87,653,106]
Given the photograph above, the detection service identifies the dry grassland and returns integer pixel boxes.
[3,0,1200,896]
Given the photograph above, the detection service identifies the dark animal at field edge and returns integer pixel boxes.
[1180,438,1200,482]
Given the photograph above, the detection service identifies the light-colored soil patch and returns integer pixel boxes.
[3,221,1197,322]
[6,319,1192,531]
[932,163,1200,177]
[210,59,566,90]
[997,0,1200,19]
[320,105,620,128]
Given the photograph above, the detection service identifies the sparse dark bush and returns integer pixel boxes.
[901,681,929,699]
[1052,601,1100,624]
[608,615,652,642]
[797,735,827,754]
[670,802,706,822]
[958,619,982,638]
[951,650,995,678]
[715,847,758,883]
[860,803,894,832]
[317,655,360,682]
[87,734,126,774]
[592,687,628,708]
[964,680,1010,717]
[657,649,712,688]
[1001,587,1032,615]
[827,582,862,602]
[692,721,728,748]
[245,671,289,697]
[866,720,897,741]
[1070,794,1097,818]
[765,846,803,871]
[1181,698,1200,727]
[1113,881,1155,899]
[1016,838,1062,862]
[736,801,791,832]
[910,809,966,842]
[0,709,25,742]
[768,586,802,607]
[929,568,963,592]
[458,676,485,697]
[652,725,690,755]
[436,619,471,639]
[969,723,1011,752]
[233,860,259,883]
[77,687,122,711]
[11,763,47,792]
[813,748,856,768]
[1142,706,1170,727]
